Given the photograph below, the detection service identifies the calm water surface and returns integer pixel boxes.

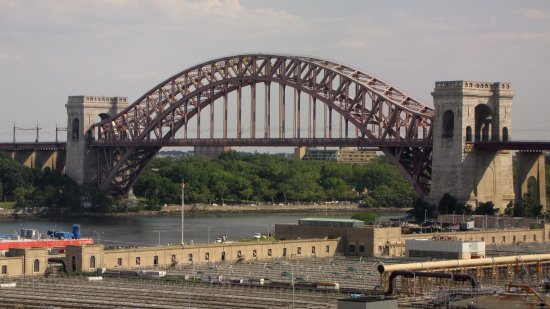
[0,211,405,247]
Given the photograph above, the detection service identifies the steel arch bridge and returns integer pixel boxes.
[90,54,434,196]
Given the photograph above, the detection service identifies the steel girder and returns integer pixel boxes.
[90,54,434,196]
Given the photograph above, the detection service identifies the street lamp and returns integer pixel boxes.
[424,209,427,224]
[181,180,185,245]
[154,230,161,246]
[284,261,295,309]
[453,211,456,224]
[93,231,102,245]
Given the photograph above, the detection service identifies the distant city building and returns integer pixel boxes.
[302,148,339,161]
[157,150,193,159]
[298,147,378,164]
[193,146,232,159]
[336,148,378,164]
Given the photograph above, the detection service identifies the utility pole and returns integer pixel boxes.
[181,179,189,246]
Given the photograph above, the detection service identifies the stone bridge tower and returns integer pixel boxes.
[430,81,515,211]
[66,96,128,185]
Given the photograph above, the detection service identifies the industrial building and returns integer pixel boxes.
[66,238,338,273]
[405,237,485,259]
[0,238,338,277]
[276,219,550,257]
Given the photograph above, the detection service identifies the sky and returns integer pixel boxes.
[0,0,549,143]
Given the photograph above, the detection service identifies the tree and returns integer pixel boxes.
[474,201,498,215]
[13,186,34,205]
[351,212,378,225]
[505,194,543,217]
[437,193,471,215]
[409,198,436,223]
[437,193,457,215]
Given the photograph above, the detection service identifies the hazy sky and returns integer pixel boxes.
[1,0,549,142]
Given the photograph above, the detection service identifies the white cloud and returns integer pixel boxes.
[516,8,550,20]
[0,52,21,61]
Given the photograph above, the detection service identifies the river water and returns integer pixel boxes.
[0,211,405,247]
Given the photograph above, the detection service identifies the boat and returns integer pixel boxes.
[0,224,94,251]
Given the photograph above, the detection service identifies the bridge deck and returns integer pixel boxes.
[471,141,550,151]
[88,138,432,148]
[0,142,66,151]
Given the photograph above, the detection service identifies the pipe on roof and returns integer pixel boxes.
[386,270,478,295]
[378,253,550,274]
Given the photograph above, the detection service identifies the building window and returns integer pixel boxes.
[502,236,506,243]
[1,265,7,274]
[481,237,484,242]
[253,250,257,258]
[442,110,454,138]
[534,235,537,241]
[237,251,242,258]
[188,254,193,262]
[513,236,516,243]
[221,251,226,261]
[492,237,495,243]
[326,245,330,253]
[154,256,158,266]
[72,256,77,272]
[136,257,141,265]
[89,256,96,269]
[117,258,122,267]
[311,246,316,254]
[283,248,287,257]
[349,245,355,253]
[502,127,509,142]
[205,253,209,261]
[359,245,365,253]
[466,126,472,142]
[72,117,80,141]
[171,254,177,263]
[523,235,527,241]
[33,259,40,272]
[297,247,301,255]
[268,249,272,257]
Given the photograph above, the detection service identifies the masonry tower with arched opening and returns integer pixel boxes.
[430,81,515,211]
[66,96,129,184]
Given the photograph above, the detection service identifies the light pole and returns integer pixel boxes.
[453,211,456,224]
[93,231,101,245]
[424,209,427,224]
[181,180,185,245]
[285,262,295,309]
[154,230,161,246]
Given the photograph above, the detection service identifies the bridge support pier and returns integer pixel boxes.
[516,151,547,212]
[430,81,515,212]
[66,96,128,185]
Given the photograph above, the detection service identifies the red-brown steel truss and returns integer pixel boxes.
[89,54,434,197]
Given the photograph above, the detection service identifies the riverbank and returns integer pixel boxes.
[0,203,410,218]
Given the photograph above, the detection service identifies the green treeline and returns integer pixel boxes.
[133,151,416,209]
[0,152,112,212]
[0,151,417,212]
[3,150,548,215]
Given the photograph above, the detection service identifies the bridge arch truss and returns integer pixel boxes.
[90,54,434,196]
